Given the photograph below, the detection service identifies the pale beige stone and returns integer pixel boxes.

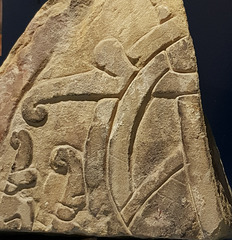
[157,5,172,23]
[0,0,231,239]
[167,36,197,72]
[153,71,199,97]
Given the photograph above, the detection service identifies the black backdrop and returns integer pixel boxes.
[0,1,232,239]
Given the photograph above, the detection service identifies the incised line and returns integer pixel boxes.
[177,98,205,239]
[128,163,184,228]
[105,102,132,235]
[128,68,169,187]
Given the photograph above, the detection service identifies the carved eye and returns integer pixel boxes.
[11,163,16,171]
[50,149,69,175]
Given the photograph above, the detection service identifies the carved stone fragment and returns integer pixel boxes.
[0,0,231,239]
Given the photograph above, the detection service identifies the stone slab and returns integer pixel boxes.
[0,0,231,239]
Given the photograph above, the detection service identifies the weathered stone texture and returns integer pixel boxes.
[0,0,231,239]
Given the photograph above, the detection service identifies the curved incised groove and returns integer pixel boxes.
[21,69,123,126]
[127,17,188,67]
[127,69,171,176]
[128,165,184,229]
[84,98,132,233]
[107,52,169,210]
[22,38,137,127]
[10,130,33,172]
[121,149,184,225]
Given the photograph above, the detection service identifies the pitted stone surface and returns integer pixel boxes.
[0,0,231,239]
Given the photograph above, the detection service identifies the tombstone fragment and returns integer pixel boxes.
[0,0,231,240]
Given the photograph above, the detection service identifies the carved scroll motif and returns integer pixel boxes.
[16,3,201,235]
[104,9,200,235]
[0,0,230,238]
[21,39,137,127]
[10,130,33,172]
[50,146,86,221]
[0,130,36,230]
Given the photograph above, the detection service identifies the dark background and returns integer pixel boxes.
[0,0,232,239]
[184,0,232,188]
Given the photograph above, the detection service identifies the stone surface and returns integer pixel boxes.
[0,0,231,239]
